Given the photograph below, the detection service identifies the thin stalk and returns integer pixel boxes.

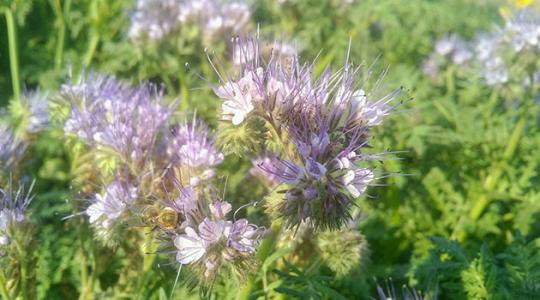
[78,218,91,300]
[468,116,526,221]
[83,33,99,67]
[53,0,71,70]
[0,272,11,300]
[445,65,455,96]
[1,7,21,101]
[12,237,27,300]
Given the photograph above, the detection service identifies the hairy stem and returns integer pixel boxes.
[1,7,21,101]
[52,0,71,70]
[468,116,526,221]
[0,271,11,300]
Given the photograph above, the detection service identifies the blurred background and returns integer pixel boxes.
[1,0,540,299]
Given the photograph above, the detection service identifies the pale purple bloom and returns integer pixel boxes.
[483,57,509,86]
[165,118,224,181]
[0,180,34,242]
[63,73,174,165]
[86,180,137,229]
[173,199,263,278]
[0,123,27,173]
[214,37,397,229]
[434,34,472,66]
[129,0,181,41]
[166,118,223,170]
[505,9,540,52]
[21,90,49,133]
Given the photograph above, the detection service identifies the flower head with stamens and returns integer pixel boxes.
[173,200,264,282]
[164,117,224,186]
[214,37,399,229]
[0,124,28,174]
[0,180,34,244]
[86,179,138,231]
[63,73,174,167]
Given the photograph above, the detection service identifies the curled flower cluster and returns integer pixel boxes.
[0,181,34,247]
[0,124,28,174]
[63,73,173,167]
[61,72,263,283]
[423,8,540,87]
[213,37,400,229]
[129,0,251,44]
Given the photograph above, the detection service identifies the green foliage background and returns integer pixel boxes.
[1,0,540,299]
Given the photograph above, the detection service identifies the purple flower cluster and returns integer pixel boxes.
[173,199,264,280]
[21,90,49,134]
[0,180,34,246]
[86,179,138,230]
[129,0,251,44]
[164,118,224,186]
[60,72,262,281]
[423,8,540,87]
[213,37,400,229]
[0,123,28,174]
[63,74,173,167]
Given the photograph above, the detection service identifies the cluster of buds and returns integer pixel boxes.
[423,8,540,88]
[129,0,251,45]
[213,37,401,230]
[60,73,264,284]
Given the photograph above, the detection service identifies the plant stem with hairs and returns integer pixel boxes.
[1,7,21,101]
[0,271,11,300]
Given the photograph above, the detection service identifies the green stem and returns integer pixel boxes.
[78,219,91,300]
[1,7,21,101]
[12,237,27,300]
[468,116,526,222]
[0,271,11,300]
[445,65,455,96]
[83,33,99,67]
[53,0,71,70]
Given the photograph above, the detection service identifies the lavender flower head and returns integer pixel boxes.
[505,8,540,52]
[63,73,174,166]
[0,123,28,174]
[213,37,400,229]
[174,200,264,280]
[0,180,34,245]
[21,90,49,133]
[129,0,251,45]
[434,34,472,65]
[86,179,138,231]
[165,117,224,186]
[128,0,181,41]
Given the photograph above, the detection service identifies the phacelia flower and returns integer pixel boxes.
[63,73,174,166]
[86,179,138,230]
[214,37,400,229]
[21,90,49,133]
[0,123,28,174]
[164,117,224,186]
[0,180,34,244]
[174,200,263,281]
[128,0,181,41]
[505,8,540,52]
